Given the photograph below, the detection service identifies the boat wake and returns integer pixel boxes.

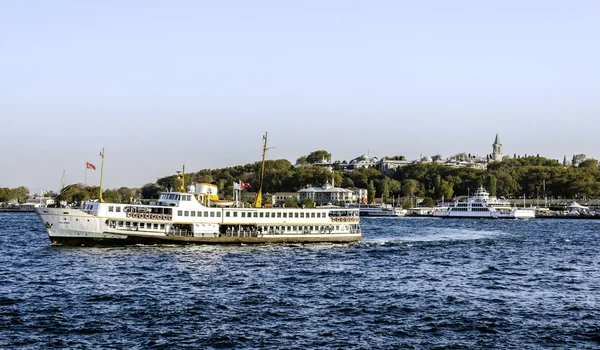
[370,227,506,244]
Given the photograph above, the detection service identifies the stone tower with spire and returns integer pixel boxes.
[492,133,503,161]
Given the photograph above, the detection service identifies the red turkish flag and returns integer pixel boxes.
[86,162,96,170]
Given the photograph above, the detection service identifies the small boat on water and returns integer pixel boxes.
[36,134,361,245]
[433,187,535,219]
[353,204,407,217]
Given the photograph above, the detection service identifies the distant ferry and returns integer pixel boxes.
[36,134,361,245]
[433,187,535,219]
[354,204,406,217]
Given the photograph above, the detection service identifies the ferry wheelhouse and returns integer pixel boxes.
[433,187,535,219]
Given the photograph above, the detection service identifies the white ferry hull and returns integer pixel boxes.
[433,210,535,219]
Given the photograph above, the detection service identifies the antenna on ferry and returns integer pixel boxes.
[253,132,273,208]
[99,148,105,203]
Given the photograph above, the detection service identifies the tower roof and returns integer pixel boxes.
[493,133,501,145]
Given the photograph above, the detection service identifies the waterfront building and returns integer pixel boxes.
[340,154,379,172]
[347,187,368,203]
[271,192,299,206]
[298,182,355,205]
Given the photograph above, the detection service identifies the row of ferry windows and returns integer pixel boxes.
[174,210,328,219]
[177,211,221,217]
[263,225,340,232]
[111,221,165,230]
[224,211,327,218]
[451,208,490,212]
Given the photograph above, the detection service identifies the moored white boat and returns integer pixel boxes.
[433,187,535,219]
[355,204,406,217]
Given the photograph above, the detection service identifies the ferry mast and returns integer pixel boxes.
[99,148,105,203]
[253,132,271,208]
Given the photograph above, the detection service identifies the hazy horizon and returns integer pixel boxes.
[2,1,599,192]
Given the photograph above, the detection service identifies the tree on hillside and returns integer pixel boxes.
[384,155,406,161]
[367,180,376,204]
[579,158,598,168]
[378,178,390,203]
[295,156,308,166]
[13,186,29,203]
[306,150,331,164]
[301,197,315,208]
[284,196,299,208]
[572,154,586,167]
[141,183,163,199]
[488,175,497,196]
[402,179,419,197]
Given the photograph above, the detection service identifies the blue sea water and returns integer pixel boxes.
[1,212,600,349]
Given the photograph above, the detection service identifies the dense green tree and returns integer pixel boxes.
[284,196,299,208]
[13,186,29,203]
[295,156,308,166]
[367,180,376,204]
[305,150,332,164]
[488,175,497,196]
[384,155,406,160]
[401,179,419,197]
[301,198,315,208]
[141,183,163,199]
[579,158,598,168]
[421,197,435,207]
[378,178,390,203]
[388,179,401,195]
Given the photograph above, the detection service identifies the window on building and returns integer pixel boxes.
[184,211,189,216]
[108,206,114,212]
[226,212,230,217]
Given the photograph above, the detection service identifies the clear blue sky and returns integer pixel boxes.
[1,0,599,193]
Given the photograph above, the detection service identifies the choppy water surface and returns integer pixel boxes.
[1,213,600,349]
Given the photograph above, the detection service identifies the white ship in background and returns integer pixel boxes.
[36,134,361,246]
[355,204,406,217]
[433,187,535,219]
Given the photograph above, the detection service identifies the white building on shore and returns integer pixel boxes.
[298,182,356,205]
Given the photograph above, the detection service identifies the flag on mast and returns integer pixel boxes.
[86,162,96,170]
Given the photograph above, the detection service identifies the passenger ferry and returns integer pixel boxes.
[433,187,535,219]
[36,135,361,245]
[354,204,406,217]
